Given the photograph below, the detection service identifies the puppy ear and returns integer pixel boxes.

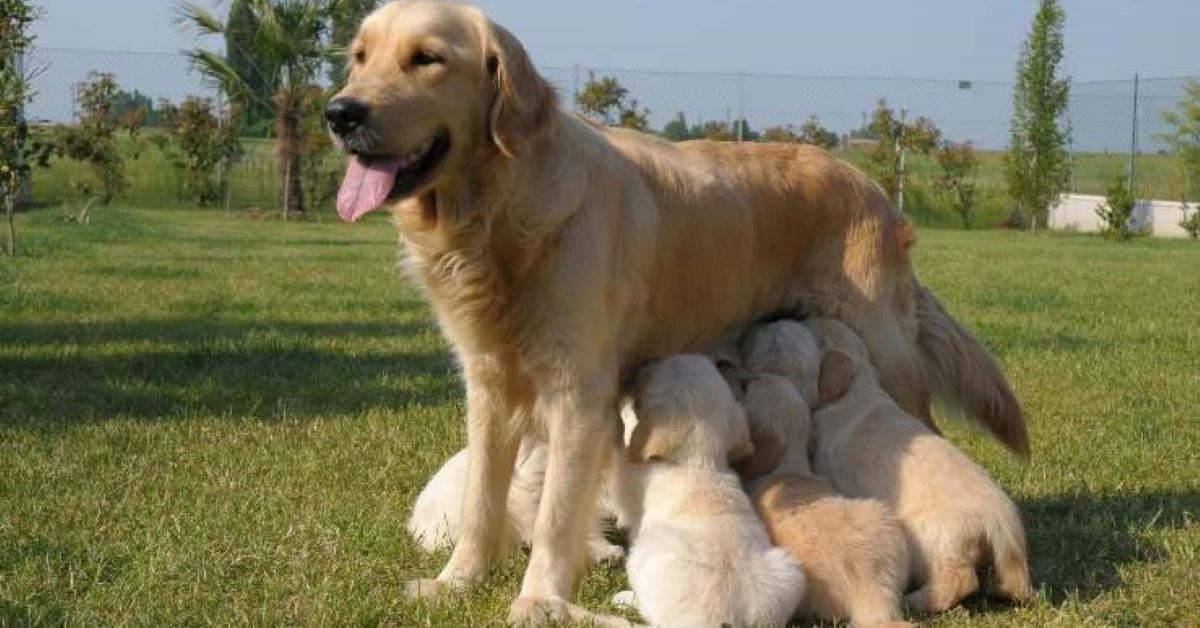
[627,419,681,464]
[736,415,784,481]
[818,349,856,405]
[725,406,755,463]
[485,21,556,157]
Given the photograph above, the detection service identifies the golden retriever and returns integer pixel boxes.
[327,1,1028,622]
[806,318,1034,612]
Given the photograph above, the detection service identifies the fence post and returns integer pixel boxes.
[1128,72,1140,197]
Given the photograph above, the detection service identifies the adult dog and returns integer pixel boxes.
[327,1,1028,622]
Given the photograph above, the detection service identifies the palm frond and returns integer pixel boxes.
[183,49,272,110]
[175,1,227,38]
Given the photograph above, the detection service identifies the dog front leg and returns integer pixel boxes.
[407,356,521,598]
[508,375,627,626]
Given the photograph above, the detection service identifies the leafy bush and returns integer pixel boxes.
[154,96,242,206]
[1180,200,1200,239]
[53,72,143,204]
[1095,176,1138,241]
[936,141,980,229]
[575,76,649,131]
[865,99,940,203]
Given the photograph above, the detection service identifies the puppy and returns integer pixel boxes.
[614,355,805,627]
[738,370,910,628]
[740,319,822,407]
[806,318,1034,612]
[407,439,623,563]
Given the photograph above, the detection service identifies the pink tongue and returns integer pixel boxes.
[336,156,404,222]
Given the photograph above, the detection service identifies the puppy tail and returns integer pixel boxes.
[986,511,1035,604]
[743,546,807,624]
[914,282,1030,458]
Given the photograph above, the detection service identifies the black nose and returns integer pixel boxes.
[325,98,369,135]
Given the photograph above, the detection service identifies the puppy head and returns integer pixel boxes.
[736,373,813,480]
[804,318,870,405]
[628,355,753,467]
[740,320,821,407]
[328,1,556,218]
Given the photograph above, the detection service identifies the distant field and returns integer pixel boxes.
[29,133,1190,229]
[2,207,1197,625]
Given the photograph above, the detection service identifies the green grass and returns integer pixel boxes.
[2,207,1198,626]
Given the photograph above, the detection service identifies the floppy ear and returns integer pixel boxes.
[485,21,556,157]
[725,406,755,463]
[627,418,683,464]
[736,414,784,481]
[818,350,856,405]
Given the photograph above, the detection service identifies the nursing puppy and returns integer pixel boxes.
[736,360,909,626]
[807,319,1034,612]
[615,355,806,627]
[406,440,623,563]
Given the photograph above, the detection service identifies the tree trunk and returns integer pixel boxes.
[276,99,304,219]
[5,194,14,257]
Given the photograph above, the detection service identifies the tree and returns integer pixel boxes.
[761,125,798,143]
[1095,176,1137,241]
[1160,79,1200,202]
[55,72,144,206]
[663,112,692,141]
[730,118,759,142]
[865,99,940,202]
[1005,0,1071,229]
[575,76,650,131]
[1,0,47,255]
[224,0,273,134]
[155,96,242,206]
[328,0,377,86]
[797,116,839,149]
[936,141,980,229]
[179,0,338,217]
[1179,199,1199,239]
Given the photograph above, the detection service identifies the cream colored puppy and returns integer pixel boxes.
[407,440,624,563]
[614,355,806,627]
[738,370,910,628]
[806,318,1034,612]
[740,319,822,407]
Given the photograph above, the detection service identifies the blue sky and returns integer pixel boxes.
[31,0,1198,81]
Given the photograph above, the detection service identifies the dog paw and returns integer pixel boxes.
[508,596,632,627]
[610,590,637,608]
[403,577,462,600]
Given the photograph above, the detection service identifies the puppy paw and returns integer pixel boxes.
[610,590,637,608]
[508,596,632,627]
[588,539,626,564]
[403,577,462,600]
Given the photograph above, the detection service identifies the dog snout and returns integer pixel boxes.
[325,98,370,136]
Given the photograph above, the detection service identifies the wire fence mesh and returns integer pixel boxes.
[21,47,1200,222]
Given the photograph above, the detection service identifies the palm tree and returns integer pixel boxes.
[178,0,351,217]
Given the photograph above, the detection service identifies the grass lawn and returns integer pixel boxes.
[1,206,1198,626]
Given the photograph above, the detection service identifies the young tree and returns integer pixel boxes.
[1,0,44,255]
[55,72,144,206]
[179,0,340,218]
[866,99,940,203]
[1179,199,1200,239]
[936,141,980,229]
[1005,0,1071,229]
[761,124,798,143]
[1095,176,1137,241]
[1160,79,1200,202]
[662,112,693,141]
[797,116,839,149]
[155,96,242,206]
[575,76,650,131]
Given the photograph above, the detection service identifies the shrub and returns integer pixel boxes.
[155,96,242,206]
[936,141,980,229]
[53,72,143,204]
[1095,176,1138,241]
[1180,199,1200,239]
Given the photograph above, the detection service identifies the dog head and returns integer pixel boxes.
[328,0,556,222]
[627,355,754,468]
[740,319,821,407]
[804,318,871,405]
[736,373,813,480]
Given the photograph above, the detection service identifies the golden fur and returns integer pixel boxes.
[331,1,1028,621]
[806,318,1034,612]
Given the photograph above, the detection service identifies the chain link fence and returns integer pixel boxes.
[22,47,1199,223]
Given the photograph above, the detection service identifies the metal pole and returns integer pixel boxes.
[572,63,580,112]
[736,72,745,142]
[1128,72,1139,196]
[897,109,907,213]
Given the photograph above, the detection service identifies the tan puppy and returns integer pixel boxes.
[616,356,806,628]
[806,318,1035,612]
[738,370,910,628]
[328,2,1027,620]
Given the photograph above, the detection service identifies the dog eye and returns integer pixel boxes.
[353,50,365,64]
[410,50,442,67]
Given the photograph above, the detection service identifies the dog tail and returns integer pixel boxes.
[986,507,1035,603]
[914,282,1030,458]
